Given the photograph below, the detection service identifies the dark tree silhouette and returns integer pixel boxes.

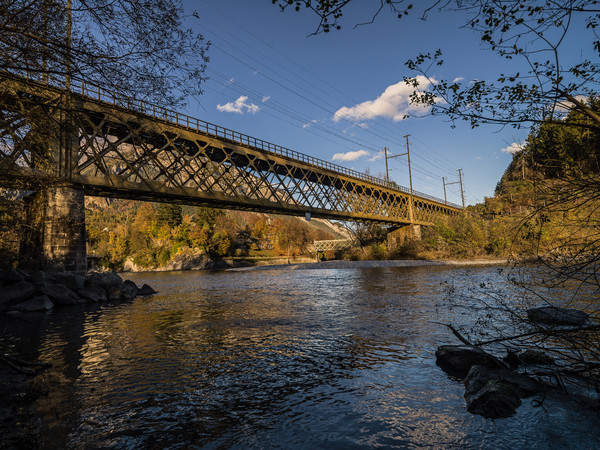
[1,0,209,106]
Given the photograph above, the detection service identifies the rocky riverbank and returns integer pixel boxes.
[0,266,156,314]
[0,266,158,447]
[435,306,592,418]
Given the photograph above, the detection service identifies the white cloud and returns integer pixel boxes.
[475,155,482,160]
[303,119,319,129]
[555,94,588,113]
[452,77,464,83]
[332,76,436,123]
[217,96,260,114]
[368,151,384,162]
[332,149,370,162]
[501,142,524,154]
[261,96,270,103]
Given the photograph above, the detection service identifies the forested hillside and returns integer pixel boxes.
[85,200,346,270]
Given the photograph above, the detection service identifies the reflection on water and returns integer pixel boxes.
[2,265,600,448]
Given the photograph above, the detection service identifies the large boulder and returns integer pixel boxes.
[526,306,588,326]
[166,249,213,271]
[6,295,54,312]
[464,376,522,419]
[35,282,86,305]
[435,345,505,378]
[463,365,545,418]
[30,271,50,284]
[52,272,86,292]
[86,272,124,289]
[516,349,555,366]
[0,281,36,310]
[121,280,139,301]
[138,284,157,296]
[77,285,108,303]
[86,272,124,301]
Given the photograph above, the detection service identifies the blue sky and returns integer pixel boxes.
[178,1,581,206]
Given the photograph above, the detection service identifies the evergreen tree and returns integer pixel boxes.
[156,204,182,228]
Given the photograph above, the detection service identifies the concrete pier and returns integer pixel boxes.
[20,184,87,273]
[387,224,421,251]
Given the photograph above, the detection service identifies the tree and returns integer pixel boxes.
[274,1,600,130]
[1,0,209,106]
[156,203,183,228]
[194,207,224,231]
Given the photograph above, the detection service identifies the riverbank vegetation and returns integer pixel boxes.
[85,201,344,270]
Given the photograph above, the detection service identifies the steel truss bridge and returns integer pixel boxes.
[0,71,461,226]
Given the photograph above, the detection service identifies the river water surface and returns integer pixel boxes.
[2,264,600,448]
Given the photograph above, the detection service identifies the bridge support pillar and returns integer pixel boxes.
[387,224,421,251]
[20,184,87,273]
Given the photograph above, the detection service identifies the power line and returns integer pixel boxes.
[197,3,463,193]
[206,69,382,151]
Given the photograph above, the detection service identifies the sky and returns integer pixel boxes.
[175,1,587,206]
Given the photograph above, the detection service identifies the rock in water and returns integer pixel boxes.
[6,295,54,312]
[464,377,522,419]
[463,365,544,419]
[35,282,86,305]
[0,281,36,309]
[517,349,555,366]
[52,272,86,292]
[87,272,124,301]
[435,345,505,378]
[138,284,157,296]
[526,306,588,326]
[121,280,140,301]
[77,285,108,303]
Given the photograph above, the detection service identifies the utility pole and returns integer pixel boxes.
[404,135,414,199]
[404,135,414,222]
[444,172,465,209]
[384,147,389,184]
[458,168,465,210]
[442,177,447,205]
[384,136,414,221]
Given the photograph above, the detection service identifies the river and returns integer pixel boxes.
[2,264,599,448]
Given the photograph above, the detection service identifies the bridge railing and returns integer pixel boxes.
[9,70,462,209]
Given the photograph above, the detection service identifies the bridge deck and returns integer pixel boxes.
[0,71,461,225]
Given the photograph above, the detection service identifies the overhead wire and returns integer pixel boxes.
[196,2,463,194]
[197,3,464,177]
[205,68,382,152]
[205,35,459,183]
[199,0,414,142]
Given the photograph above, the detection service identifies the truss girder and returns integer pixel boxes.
[314,239,355,252]
[0,74,461,225]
